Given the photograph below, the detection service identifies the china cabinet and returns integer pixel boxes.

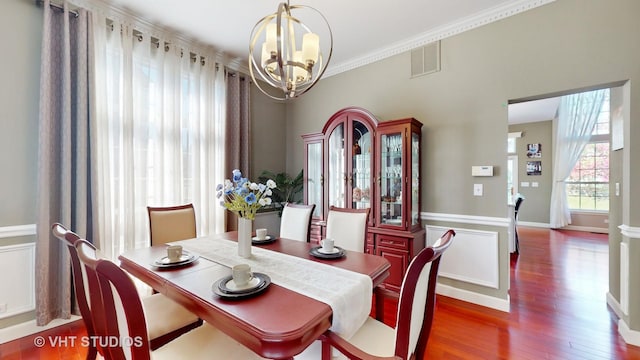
[302,107,425,292]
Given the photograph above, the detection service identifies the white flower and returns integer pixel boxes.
[249,182,259,191]
[266,179,276,189]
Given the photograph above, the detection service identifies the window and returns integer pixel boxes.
[566,90,610,211]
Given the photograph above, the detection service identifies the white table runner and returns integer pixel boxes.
[172,236,372,339]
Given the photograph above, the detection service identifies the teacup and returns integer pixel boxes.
[232,264,253,287]
[256,228,268,240]
[321,238,334,252]
[167,245,183,262]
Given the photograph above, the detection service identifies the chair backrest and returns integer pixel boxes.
[325,206,370,252]
[279,203,316,242]
[147,204,197,246]
[394,229,455,360]
[51,223,97,342]
[514,196,525,217]
[76,238,152,360]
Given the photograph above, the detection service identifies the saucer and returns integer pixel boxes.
[225,276,261,292]
[212,272,271,299]
[309,246,345,259]
[252,235,276,245]
[317,247,340,255]
[152,252,199,268]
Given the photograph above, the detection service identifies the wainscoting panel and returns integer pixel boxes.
[0,243,36,319]
[621,242,629,315]
[426,225,499,289]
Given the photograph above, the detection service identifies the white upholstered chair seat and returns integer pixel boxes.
[325,206,370,252]
[152,322,266,360]
[142,293,201,341]
[280,203,316,242]
[147,204,197,246]
[341,317,396,358]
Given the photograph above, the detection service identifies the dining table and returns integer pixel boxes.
[118,232,390,359]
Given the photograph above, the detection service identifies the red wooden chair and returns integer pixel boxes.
[51,223,202,357]
[297,229,456,360]
[73,237,264,360]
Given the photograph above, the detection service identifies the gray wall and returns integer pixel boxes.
[281,0,640,332]
[0,0,43,328]
[510,121,553,224]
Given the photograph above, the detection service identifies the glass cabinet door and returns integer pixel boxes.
[328,123,345,208]
[411,132,420,226]
[351,121,372,211]
[380,131,404,227]
[306,142,323,218]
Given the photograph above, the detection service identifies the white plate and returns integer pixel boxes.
[252,235,272,241]
[317,247,341,255]
[225,276,262,291]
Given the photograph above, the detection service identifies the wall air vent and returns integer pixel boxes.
[410,41,440,78]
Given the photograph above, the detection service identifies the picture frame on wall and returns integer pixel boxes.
[526,143,542,158]
[527,161,542,175]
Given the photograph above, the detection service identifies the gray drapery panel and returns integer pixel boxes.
[224,71,250,231]
[225,71,251,177]
[35,0,96,325]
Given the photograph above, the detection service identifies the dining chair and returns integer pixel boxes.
[74,237,265,360]
[51,223,202,356]
[296,229,455,360]
[147,203,197,246]
[279,203,316,242]
[514,195,525,254]
[325,206,370,252]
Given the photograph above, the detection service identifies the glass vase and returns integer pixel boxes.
[237,217,252,258]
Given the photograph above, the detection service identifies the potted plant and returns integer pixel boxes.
[258,169,304,215]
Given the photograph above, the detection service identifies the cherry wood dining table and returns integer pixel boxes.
[118,232,390,360]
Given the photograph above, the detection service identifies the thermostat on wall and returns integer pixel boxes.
[472,166,494,177]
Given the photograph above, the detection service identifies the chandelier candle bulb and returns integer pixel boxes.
[302,33,319,63]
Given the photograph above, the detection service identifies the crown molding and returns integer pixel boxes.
[324,0,556,78]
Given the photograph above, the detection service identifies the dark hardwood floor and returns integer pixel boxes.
[2,227,639,359]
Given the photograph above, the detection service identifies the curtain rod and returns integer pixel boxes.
[35,0,79,18]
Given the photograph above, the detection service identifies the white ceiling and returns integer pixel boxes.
[105,0,555,77]
[101,0,558,123]
[509,97,560,124]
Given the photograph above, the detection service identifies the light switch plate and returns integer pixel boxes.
[473,184,483,196]
[521,182,530,187]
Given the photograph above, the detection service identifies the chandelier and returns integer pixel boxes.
[249,1,333,100]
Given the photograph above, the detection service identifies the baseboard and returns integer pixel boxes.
[563,225,608,234]
[618,318,640,347]
[606,292,624,319]
[436,283,510,313]
[518,221,549,228]
[0,315,81,344]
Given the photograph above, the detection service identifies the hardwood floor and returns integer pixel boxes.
[426,227,640,359]
[2,227,639,359]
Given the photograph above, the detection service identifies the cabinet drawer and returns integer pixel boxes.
[377,235,409,250]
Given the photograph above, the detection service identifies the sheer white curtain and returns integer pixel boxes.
[92,13,226,259]
[549,89,606,228]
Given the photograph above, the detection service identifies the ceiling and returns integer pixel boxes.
[102,0,558,123]
[105,0,554,77]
